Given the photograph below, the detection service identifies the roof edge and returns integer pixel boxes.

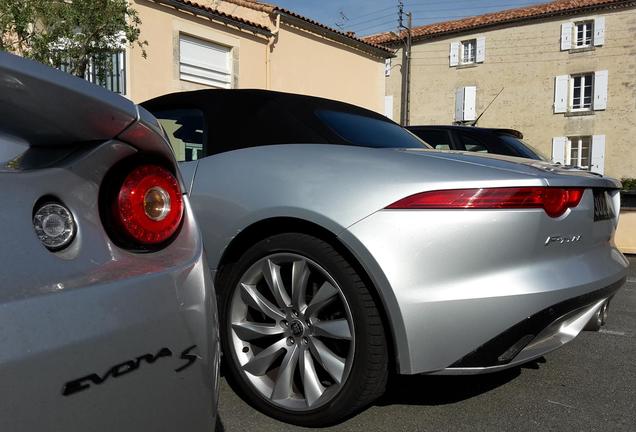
[367,0,636,46]
[275,9,393,58]
[153,0,273,36]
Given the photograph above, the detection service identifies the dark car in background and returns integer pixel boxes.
[407,125,547,161]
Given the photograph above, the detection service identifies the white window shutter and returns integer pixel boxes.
[464,86,477,121]
[593,70,608,110]
[455,87,465,121]
[179,35,232,88]
[385,58,391,77]
[384,95,394,120]
[561,22,573,50]
[476,37,486,63]
[552,137,567,164]
[594,16,605,46]
[554,75,569,113]
[450,42,460,67]
[591,135,606,174]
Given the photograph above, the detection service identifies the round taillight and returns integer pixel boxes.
[115,165,183,245]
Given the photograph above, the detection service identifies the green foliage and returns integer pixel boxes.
[621,178,636,191]
[0,0,147,79]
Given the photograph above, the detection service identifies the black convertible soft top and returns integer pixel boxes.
[142,89,427,154]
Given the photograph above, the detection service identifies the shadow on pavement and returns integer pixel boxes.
[376,357,547,406]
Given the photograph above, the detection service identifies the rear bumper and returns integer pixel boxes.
[0,221,219,431]
[433,278,623,374]
[342,208,629,375]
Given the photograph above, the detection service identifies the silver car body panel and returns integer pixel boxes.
[432,298,608,375]
[187,141,626,375]
[0,53,218,430]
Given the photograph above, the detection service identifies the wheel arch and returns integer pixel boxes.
[215,216,404,373]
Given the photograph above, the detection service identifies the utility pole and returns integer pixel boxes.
[398,1,412,126]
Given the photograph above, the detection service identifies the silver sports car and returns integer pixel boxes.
[143,89,627,426]
[0,53,219,430]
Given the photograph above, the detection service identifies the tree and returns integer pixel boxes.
[0,0,147,79]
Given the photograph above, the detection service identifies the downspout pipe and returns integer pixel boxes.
[266,12,281,90]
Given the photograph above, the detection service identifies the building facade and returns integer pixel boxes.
[116,0,390,113]
[370,0,635,179]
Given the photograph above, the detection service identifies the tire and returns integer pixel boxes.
[218,233,388,426]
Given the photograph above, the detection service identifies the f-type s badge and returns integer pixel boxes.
[62,345,199,396]
[545,235,582,246]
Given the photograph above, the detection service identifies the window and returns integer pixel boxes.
[566,136,592,168]
[316,110,429,149]
[449,37,484,66]
[554,70,607,113]
[179,35,231,88]
[154,109,205,162]
[461,39,476,64]
[59,51,126,95]
[409,129,452,150]
[561,17,605,50]
[497,134,549,161]
[552,135,605,174]
[574,21,593,47]
[571,73,593,111]
[458,133,487,153]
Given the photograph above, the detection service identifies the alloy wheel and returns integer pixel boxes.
[229,253,355,411]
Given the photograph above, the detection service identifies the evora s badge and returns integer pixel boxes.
[62,345,199,396]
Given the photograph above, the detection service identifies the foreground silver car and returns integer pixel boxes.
[143,89,627,426]
[0,53,219,430]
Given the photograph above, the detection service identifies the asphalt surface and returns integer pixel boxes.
[217,256,636,431]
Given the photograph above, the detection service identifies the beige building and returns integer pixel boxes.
[368,0,636,251]
[369,0,635,179]
[103,0,391,113]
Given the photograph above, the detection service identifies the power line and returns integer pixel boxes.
[408,1,546,13]
[352,20,400,34]
[344,12,397,29]
[343,4,396,22]
[350,6,636,37]
[344,1,542,29]
[404,0,544,7]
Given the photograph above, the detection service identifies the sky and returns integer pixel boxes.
[269,0,548,36]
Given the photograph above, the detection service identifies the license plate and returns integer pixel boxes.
[593,190,615,221]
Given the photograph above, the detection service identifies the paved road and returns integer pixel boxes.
[217,257,636,431]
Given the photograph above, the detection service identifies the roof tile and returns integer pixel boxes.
[365,0,633,44]
[161,0,272,32]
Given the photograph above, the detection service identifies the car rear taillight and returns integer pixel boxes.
[110,164,184,247]
[386,187,584,218]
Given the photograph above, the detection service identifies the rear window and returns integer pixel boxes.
[316,110,429,149]
[497,134,548,161]
[155,109,205,162]
[410,129,452,150]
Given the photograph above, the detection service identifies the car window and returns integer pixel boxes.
[409,129,452,150]
[457,132,489,153]
[154,109,205,162]
[497,134,548,161]
[316,110,430,149]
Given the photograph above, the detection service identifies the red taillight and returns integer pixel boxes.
[115,165,184,244]
[386,187,584,218]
